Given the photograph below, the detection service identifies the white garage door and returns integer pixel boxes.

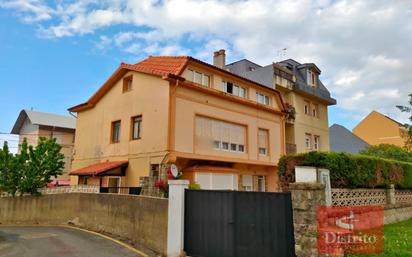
[195,172,238,190]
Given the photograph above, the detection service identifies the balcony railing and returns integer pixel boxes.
[286,143,297,154]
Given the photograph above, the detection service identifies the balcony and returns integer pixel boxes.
[286,143,297,154]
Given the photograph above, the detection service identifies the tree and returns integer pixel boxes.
[0,137,65,196]
[397,93,412,151]
[0,142,20,196]
[360,144,412,163]
[16,138,65,195]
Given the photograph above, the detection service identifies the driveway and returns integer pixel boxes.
[0,226,144,257]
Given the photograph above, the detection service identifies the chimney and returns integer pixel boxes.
[213,49,226,69]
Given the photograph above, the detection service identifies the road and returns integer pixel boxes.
[0,226,143,257]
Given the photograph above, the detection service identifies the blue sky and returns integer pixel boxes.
[0,0,411,152]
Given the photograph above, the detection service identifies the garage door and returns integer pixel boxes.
[195,172,238,190]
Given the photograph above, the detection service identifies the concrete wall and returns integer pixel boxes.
[0,193,168,255]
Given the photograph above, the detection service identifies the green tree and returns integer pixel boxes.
[0,138,65,196]
[0,142,20,196]
[16,138,65,195]
[360,144,412,163]
[397,93,412,151]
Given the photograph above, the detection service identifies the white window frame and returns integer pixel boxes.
[222,81,247,98]
[314,135,320,150]
[305,133,312,149]
[256,92,270,105]
[259,147,267,156]
[188,69,210,87]
[257,176,266,192]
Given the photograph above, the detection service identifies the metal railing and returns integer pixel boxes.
[99,187,142,195]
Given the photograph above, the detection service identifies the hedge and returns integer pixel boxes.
[278,151,412,190]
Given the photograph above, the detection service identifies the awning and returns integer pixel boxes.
[70,161,128,176]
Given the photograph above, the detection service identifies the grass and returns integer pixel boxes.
[347,218,412,257]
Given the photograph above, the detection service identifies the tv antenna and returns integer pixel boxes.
[276,47,288,61]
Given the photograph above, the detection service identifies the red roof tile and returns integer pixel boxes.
[70,161,128,176]
[125,56,190,77]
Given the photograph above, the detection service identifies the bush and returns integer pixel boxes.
[360,144,412,163]
[278,151,412,190]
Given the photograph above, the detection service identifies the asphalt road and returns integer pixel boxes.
[0,226,142,257]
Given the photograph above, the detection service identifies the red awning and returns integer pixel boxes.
[70,161,128,176]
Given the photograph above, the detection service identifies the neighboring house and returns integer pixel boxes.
[353,111,406,147]
[68,52,286,192]
[225,56,336,154]
[329,124,369,153]
[11,110,76,179]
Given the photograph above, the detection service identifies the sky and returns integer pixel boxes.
[0,0,411,153]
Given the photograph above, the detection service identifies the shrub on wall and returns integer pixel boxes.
[278,151,412,190]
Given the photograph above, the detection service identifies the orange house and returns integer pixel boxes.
[353,111,407,148]
[68,54,286,192]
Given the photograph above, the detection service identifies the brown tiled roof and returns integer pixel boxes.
[70,161,128,176]
[127,56,190,77]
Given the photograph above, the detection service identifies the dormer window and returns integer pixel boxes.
[308,70,317,87]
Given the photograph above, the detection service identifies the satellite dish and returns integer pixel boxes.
[170,164,179,178]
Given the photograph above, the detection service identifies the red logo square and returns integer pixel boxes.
[317,205,384,255]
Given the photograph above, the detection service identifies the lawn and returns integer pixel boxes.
[348,218,412,257]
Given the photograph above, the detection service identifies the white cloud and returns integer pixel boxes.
[2,0,412,126]
[0,0,53,22]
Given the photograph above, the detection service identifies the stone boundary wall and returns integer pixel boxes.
[291,182,412,257]
[0,193,168,255]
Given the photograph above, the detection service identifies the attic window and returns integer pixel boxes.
[249,67,256,71]
[222,81,247,98]
[308,70,317,87]
[123,76,133,92]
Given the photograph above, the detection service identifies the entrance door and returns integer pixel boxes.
[108,177,120,193]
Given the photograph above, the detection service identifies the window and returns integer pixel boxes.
[150,164,160,177]
[258,129,269,156]
[308,70,317,87]
[314,135,320,150]
[256,92,270,105]
[222,142,229,150]
[257,176,266,192]
[242,175,253,191]
[131,116,142,140]
[111,121,121,143]
[123,76,133,92]
[188,69,210,87]
[305,133,312,149]
[304,100,310,115]
[312,103,319,118]
[222,81,247,98]
[195,116,246,153]
[238,144,245,153]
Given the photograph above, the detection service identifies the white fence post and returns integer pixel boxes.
[167,180,189,257]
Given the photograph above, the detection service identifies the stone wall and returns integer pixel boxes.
[290,182,412,257]
[0,193,168,255]
[290,182,326,257]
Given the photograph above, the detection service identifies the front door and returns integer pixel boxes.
[108,177,120,193]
